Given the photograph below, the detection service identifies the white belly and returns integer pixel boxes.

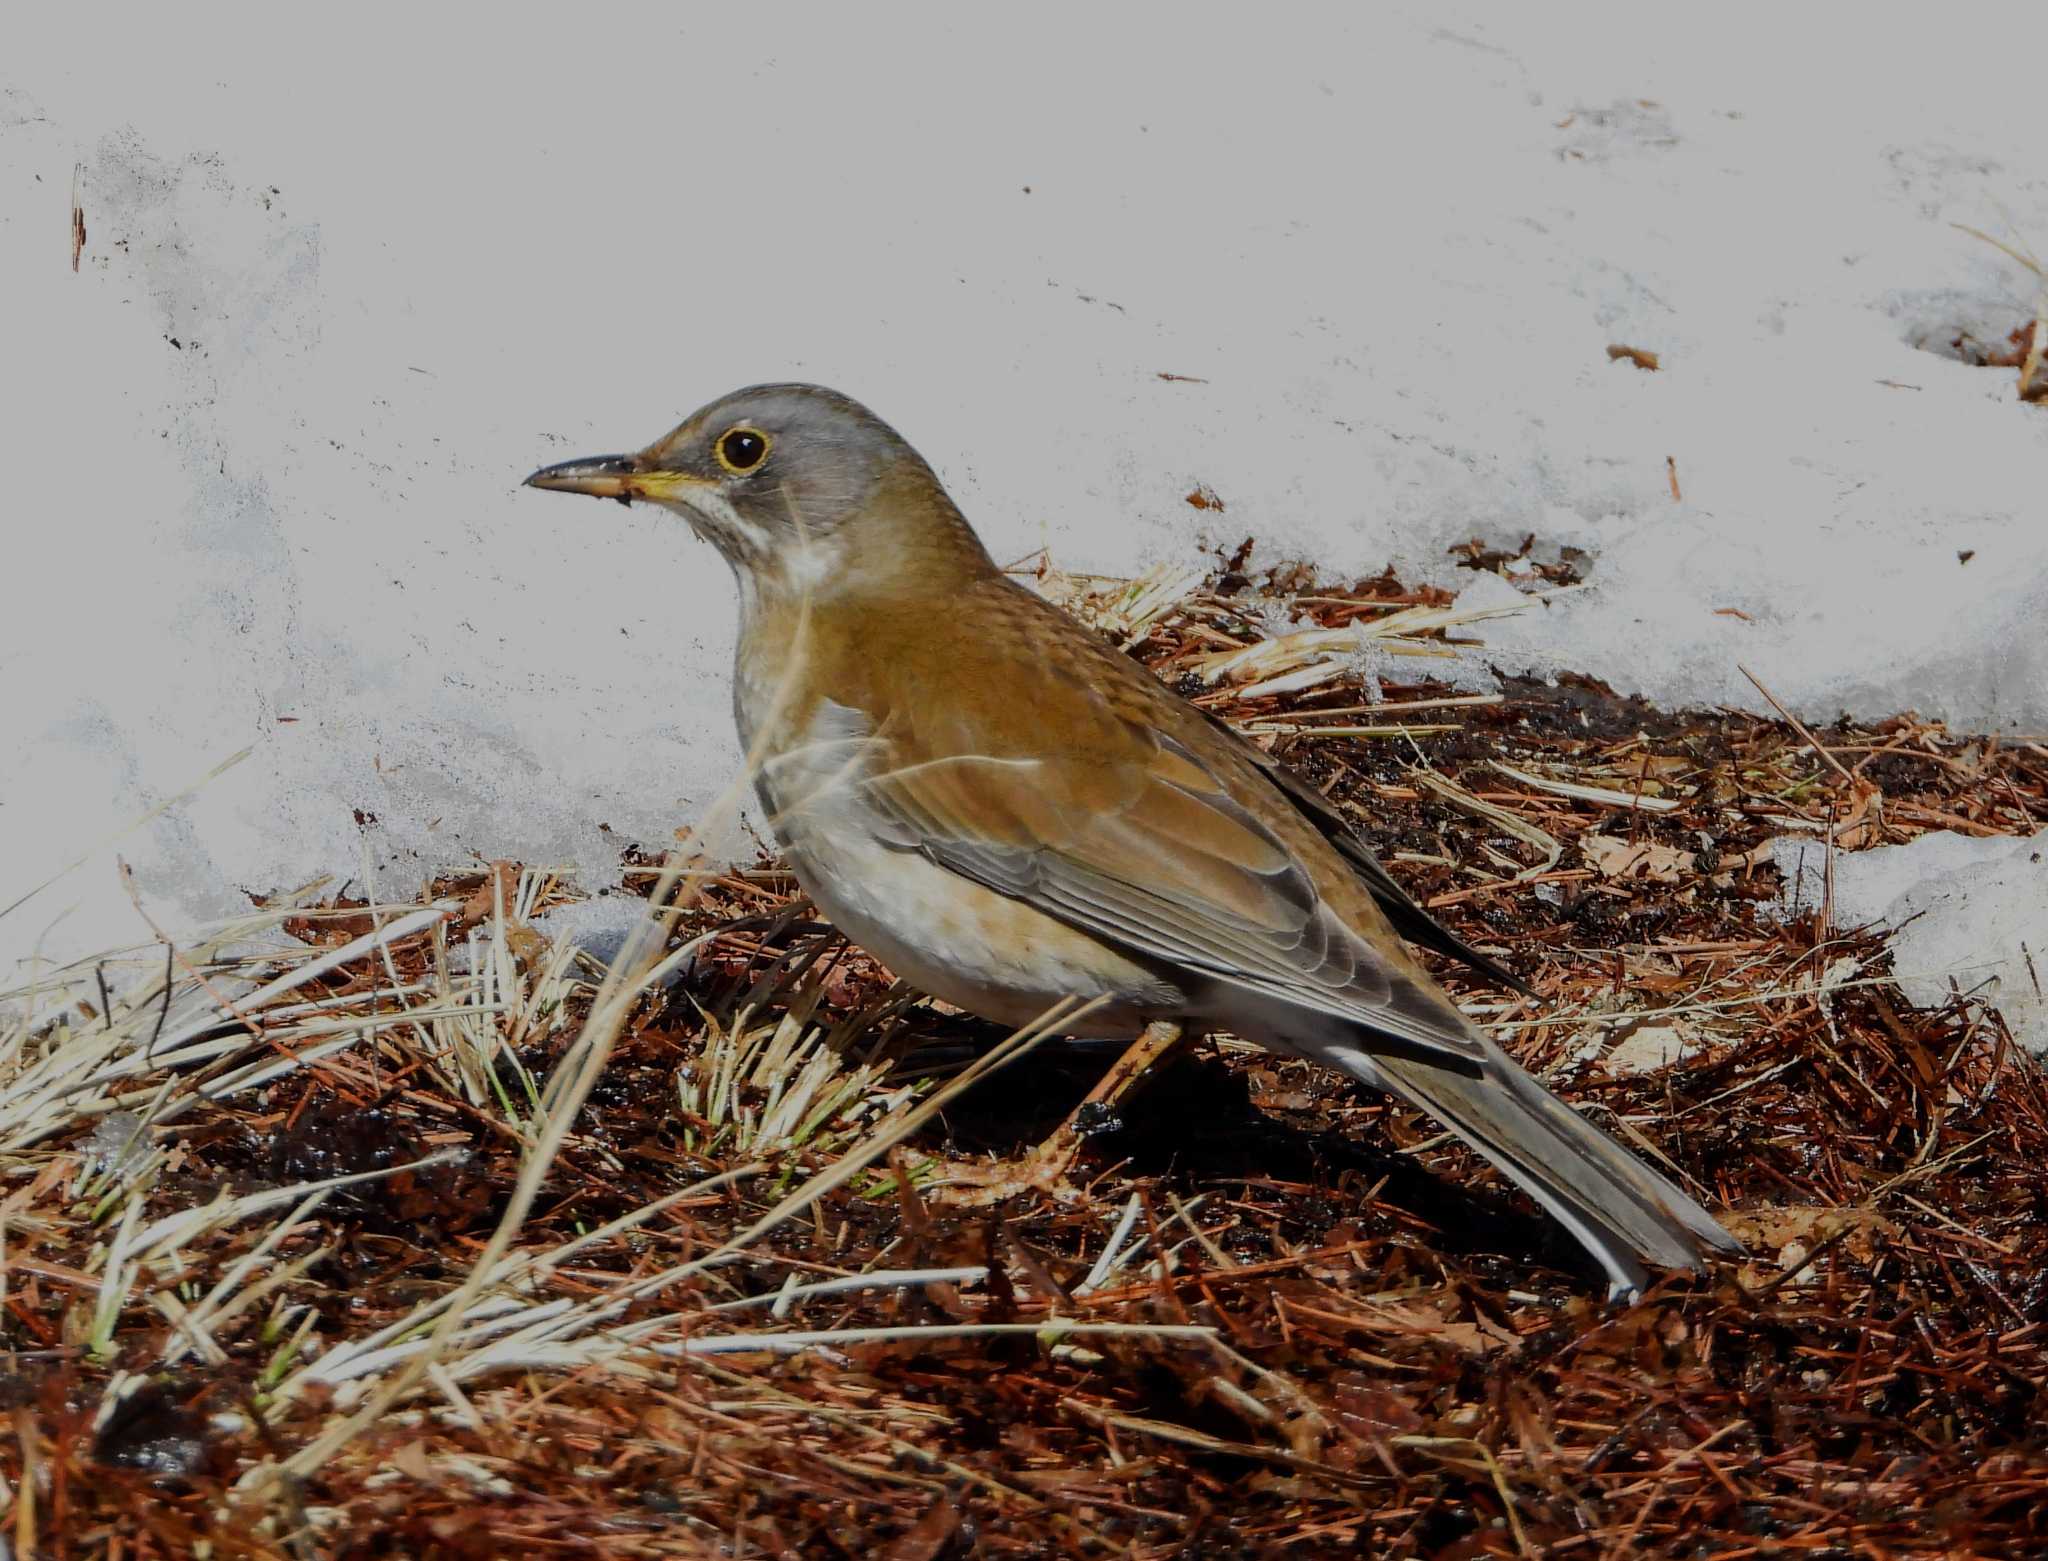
[751,701,1172,1035]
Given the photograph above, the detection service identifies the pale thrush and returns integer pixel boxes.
[527,383,1740,1296]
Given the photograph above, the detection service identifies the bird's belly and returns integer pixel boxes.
[774,799,1173,1037]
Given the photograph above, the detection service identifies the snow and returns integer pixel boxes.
[1771,828,2048,1053]
[6,8,2047,1048]
[83,1110,153,1183]
[531,895,679,980]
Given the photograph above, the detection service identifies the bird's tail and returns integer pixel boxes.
[1313,1035,1741,1298]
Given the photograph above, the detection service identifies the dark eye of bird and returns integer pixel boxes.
[718,428,769,473]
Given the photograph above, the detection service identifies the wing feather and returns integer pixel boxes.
[854,720,1487,1075]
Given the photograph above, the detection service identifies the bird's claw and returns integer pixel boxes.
[922,1130,1096,1208]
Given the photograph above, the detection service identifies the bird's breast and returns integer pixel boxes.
[750,699,1178,1036]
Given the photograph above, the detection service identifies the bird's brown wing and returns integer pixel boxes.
[847,696,1489,1077]
[1194,710,1534,995]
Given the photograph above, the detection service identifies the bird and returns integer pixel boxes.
[525,383,1740,1297]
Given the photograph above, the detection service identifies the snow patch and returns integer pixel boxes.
[1771,829,2048,1053]
[532,896,676,978]
[6,8,2048,987]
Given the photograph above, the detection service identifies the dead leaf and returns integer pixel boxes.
[1582,833,1696,881]
[1601,1024,1698,1077]
[389,1440,435,1481]
[881,1494,962,1561]
[1723,1204,1898,1273]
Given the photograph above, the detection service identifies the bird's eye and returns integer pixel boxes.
[715,427,770,475]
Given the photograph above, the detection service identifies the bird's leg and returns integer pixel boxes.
[929,1020,1186,1206]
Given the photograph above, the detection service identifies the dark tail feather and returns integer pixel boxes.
[1308,1033,1741,1298]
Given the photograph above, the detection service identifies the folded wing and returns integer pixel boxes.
[851,702,1489,1076]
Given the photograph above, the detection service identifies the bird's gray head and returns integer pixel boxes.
[525,383,982,595]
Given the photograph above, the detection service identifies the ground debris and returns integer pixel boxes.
[4,561,2046,1557]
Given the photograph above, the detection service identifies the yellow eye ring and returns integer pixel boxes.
[715,426,772,475]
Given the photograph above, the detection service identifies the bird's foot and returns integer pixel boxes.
[922,1021,1185,1208]
[922,1128,1099,1208]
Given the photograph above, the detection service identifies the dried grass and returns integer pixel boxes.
[3,554,2045,1558]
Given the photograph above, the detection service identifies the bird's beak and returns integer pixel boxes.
[523,453,711,505]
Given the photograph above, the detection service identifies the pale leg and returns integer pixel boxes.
[929,1020,1186,1206]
